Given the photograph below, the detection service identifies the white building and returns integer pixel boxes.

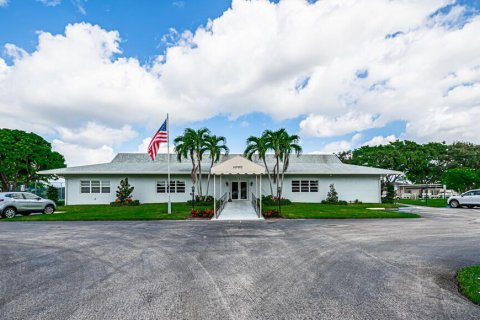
[39,153,401,205]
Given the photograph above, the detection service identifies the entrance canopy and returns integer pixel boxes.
[211,155,266,175]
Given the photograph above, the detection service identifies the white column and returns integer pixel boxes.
[213,174,216,218]
[220,175,222,198]
[259,175,262,217]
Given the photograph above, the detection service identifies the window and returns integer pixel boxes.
[81,180,110,194]
[101,181,110,193]
[292,180,318,193]
[157,180,186,193]
[23,193,39,200]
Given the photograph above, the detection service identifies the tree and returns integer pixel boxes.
[46,185,59,203]
[174,128,211,197]
[443,168,480,193]
[263,129,302,198]
[203,135,229,196]
[244,135,274,197]
[116,178,134,203]
[325,184,339,203]
[0,129,66,191]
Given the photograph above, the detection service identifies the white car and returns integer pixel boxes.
[448,189,480,208]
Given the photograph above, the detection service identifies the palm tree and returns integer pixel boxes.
[204,135,229,196]
[244,135,274,197]
[263,129,302,198]
[279,132,302,197]
[174,128,211,197]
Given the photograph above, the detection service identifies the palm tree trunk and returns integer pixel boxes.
[206,158,214,196]
[262,158,274,197]
[280,154,287,198]
[276,155,280,198]
[198,155,203,197]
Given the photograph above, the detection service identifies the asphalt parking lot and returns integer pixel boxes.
[1,206,480,320]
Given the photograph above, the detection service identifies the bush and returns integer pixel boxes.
[112,178,139,206]
[110,199,140,207]
[321,200,348,205]
[187,195,214,206]
[190,208,214,218]
[382,182,395,203]
[263,209,282,218]
[46,185,59,203]
[326,184,339,203]
[261,195,292,206]
[350,199,363,204]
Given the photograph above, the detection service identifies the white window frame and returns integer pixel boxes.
[80,180,111,194]
[156,180,186,193]
[291,180,318,193]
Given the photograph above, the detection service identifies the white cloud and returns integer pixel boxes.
[36,0,62,7]
[362,134,397,147]
[0,0,8,7]
[1,0,480,164]
[57,122,137,148]
[52,139,115,166]
[300,112,380,137]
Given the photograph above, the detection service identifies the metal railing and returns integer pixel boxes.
[216,192,228,218]
[251,192,260,217]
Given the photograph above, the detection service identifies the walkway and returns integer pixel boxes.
[214,200,263,220]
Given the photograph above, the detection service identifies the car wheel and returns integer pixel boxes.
[449,200,460,208]
[2,207,17,219]
[43,205,55,214]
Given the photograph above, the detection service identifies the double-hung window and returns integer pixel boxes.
[81,180,110,194]
[292,180,318,193]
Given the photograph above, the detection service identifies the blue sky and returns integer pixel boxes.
[1,0,479,165]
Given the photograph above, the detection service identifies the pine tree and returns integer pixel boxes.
[326,184,339,203]
[116,178,134,203]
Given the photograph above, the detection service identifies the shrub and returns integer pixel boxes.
[187,195,215,206]
[326,184,339,203]
[263,209,281,218]
[350,199,363,204]
[261,195,292,206]
[190,208,215,218]
[382,182,395,204]
[321,200,348,205]
[110,199,140,207]
[46,185,59,203]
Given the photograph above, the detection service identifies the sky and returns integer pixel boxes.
[0,0,480,166]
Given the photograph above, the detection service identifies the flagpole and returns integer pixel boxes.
[167,113,172,214]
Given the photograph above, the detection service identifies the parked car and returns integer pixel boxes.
[0,192,56,218]
[447,189,480,208]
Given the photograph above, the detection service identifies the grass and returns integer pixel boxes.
[2,203,212,221]
[263,202,420,219]
[397,198,447,208]
[457,265,480,305]
[2,202,420,221]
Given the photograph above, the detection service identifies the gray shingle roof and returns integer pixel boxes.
[38,153,402,176]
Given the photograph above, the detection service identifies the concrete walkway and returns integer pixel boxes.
[214,200,263,220]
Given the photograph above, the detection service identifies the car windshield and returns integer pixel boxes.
[463,191,474,196]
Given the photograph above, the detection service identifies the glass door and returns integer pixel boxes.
[240,182,247,200]
[231,182,239,200]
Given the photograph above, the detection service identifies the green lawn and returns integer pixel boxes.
[397,198,447,208]
[457,265,480,305]
[263,202,420,219]
[2,202,420,221]
[2,203,211,221]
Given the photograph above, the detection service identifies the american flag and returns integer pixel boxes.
[148,119,168,161]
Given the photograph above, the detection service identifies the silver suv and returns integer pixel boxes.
[0,192,56,218]
[448,189,480,208]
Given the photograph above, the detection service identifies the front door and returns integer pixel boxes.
[231,181,248,200]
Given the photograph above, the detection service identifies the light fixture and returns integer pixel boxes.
[250,181,253,186]
[226,181,229,187]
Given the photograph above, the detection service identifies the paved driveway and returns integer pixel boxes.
[1,207,480,320]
